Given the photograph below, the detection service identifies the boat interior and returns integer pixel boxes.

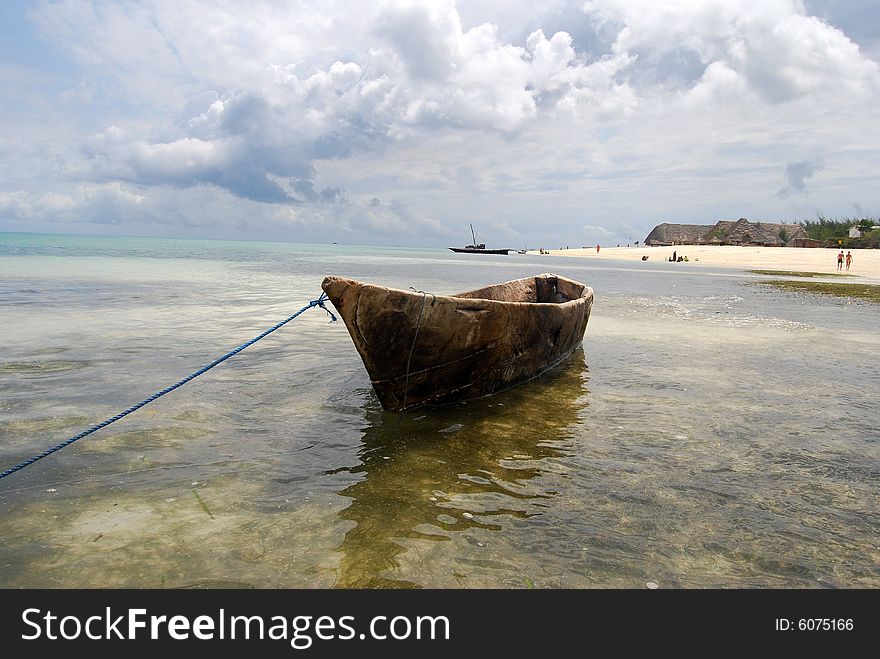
[456,274,587,304]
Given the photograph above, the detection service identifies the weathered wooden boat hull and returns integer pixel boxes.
[321,273,593,411]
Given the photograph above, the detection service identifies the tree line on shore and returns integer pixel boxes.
[803,216,879,248]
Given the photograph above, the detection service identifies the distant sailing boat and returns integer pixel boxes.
[448,224,510,255]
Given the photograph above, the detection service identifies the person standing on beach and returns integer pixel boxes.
[837,250,844,271]
[596,244,600,253]
[846,251,853,271]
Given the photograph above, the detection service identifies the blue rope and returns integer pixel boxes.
[0,293,337,481]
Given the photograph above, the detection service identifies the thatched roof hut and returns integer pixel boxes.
[644,223,713,246]
[716,218,805,246]
[645,218,805,246]
[704,220,737,244]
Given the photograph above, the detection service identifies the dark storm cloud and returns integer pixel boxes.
[777,160,824,197]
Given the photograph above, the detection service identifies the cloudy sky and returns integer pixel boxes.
[1,0,878,247]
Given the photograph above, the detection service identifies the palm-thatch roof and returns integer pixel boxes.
[714,218,805,246]
[644,223,714,246]
[645,218,805,246]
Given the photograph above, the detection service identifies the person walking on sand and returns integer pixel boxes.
[837,250,844,271]
[846,251,853,271]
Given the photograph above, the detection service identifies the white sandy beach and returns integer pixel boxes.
[542,245,880,283]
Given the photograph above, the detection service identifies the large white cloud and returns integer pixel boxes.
[0,183,145,225]
[50,0,641,211]
[584,0,879,103]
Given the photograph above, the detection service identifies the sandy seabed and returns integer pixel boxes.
[542,245,880,282]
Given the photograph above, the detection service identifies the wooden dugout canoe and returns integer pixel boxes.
[321,273,593,411]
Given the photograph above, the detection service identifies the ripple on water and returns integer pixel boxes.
[0,360,92,374]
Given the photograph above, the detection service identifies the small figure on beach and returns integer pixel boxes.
[596,244,600,253]
[671,250,677,263]
[846,251,853,271]
[837,250,844,271]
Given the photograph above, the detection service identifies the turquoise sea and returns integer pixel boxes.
[0,231,877,588]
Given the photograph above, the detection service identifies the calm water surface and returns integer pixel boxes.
[0,232,878,588]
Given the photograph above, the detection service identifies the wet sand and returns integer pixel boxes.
[543,245,880,282]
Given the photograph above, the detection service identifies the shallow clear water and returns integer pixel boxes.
[1,232,878,588]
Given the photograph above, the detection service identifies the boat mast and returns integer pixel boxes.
[470,223,477,247]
